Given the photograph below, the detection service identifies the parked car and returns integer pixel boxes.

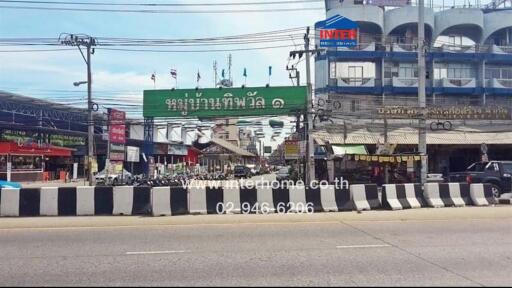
[0,180,22,189]
[449,161,512,197]
[95,169,133,185]
[233,165,252,179]
[276,167,290,181]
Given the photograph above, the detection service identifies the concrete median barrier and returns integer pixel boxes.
[350,184,380,211]
[470,184,497,206]
[382,185,403,210]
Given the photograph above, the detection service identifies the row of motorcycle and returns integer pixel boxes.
[128,172,228,187]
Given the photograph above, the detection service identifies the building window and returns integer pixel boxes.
[435,63,474,79]
[398,63,418,78]
[350,99,360,112]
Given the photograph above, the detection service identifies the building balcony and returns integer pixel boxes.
[391,43,417,53]
[485,78,512,95]
[319,78,382,94]
[490,45,512,54]
[337,78,375,87]
[488,78,512,88]
[441,78,476,88]
[392,77,418,88]
[438,44,476,53]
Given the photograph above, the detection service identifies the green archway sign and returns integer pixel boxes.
[143,86,306,118]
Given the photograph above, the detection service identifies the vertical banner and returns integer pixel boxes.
[109,109,126,144]
[109,108,126,162]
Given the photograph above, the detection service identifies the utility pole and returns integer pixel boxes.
[418,0,428,185]
[61,34,97,186]
[304,27,315,185]
[289,28,324,185]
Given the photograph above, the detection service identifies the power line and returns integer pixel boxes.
[0,0,323,6]
[0,5,324,13]
[95,44,297,53]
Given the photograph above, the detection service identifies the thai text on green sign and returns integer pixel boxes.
[143,86,307,118]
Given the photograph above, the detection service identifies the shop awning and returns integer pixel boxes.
[314,125,512,145]
[332,144,368,156]
[0,142,74,157]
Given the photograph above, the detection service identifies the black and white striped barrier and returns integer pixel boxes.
[382,184,427,210]
[0,186,151,217]
[112,186,151,215]
[151,186,189,216]
[349,184,381,211]
[424,183,471,208]
[470,184,497,206]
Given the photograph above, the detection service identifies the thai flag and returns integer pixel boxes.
[170,69,177,79]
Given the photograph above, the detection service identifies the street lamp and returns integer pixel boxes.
[73,81,88,87]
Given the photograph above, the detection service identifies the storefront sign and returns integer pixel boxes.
[375,106,511,120]
[315,15,358,48]
[109,143,125,161]
[154,143,168,155]
[50,135,85,147]
[108,109,126,144]
[126,146,140,162]
[168,144,188,156]
[0,130,84,147]
[284,140,300,160]
[143,86,307,118]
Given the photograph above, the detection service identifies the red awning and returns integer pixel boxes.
[0,142,74,157]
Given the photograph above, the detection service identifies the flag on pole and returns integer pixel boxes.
[221,69,225,78]
[151,72,156,89]
[170,69,177,79]
[197,70,201,83]
[269,66,272,76]
[243,68,247,77]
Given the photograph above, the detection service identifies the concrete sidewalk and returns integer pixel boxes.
[1,205,511,230]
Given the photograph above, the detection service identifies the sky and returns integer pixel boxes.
[0,1,324,110]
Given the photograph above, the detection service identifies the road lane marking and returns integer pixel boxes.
[0,221,342,231]
[336,244,391,249]
[126,250,189,255]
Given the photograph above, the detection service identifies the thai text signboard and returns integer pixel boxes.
[109,109,126,144]
[376,106,511,120]
[285,140,300,160]
[143,86,306,118]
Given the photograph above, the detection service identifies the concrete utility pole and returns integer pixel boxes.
[304,27,316,185]
[61,34,97,186]
[418,0,428,185]
[289,28,323,185]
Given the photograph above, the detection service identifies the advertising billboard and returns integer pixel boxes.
[315,15,359,48]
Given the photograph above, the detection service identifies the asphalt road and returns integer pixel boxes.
[1,208,511,286]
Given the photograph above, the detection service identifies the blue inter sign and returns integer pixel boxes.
[315,15,359,47]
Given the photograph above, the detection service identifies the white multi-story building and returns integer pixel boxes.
[314,0,512,175]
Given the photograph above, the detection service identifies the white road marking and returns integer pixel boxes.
[126,250,189,255]
[336,244,391,249]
